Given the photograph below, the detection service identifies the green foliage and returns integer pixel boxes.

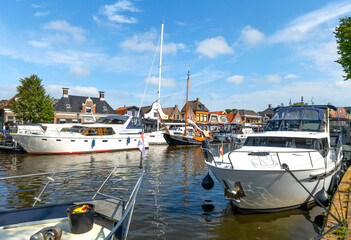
[225,109,237,114]
[334,16,351,81]
[10,74,54,123]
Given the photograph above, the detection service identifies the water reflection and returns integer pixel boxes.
[0,144,323,239]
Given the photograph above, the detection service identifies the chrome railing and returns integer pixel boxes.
[0,164,144,240]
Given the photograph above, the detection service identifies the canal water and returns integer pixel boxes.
[0,144,324,239]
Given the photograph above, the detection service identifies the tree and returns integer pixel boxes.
[10,74,54,123]
[225,109,237,114]
[334,16,351,81]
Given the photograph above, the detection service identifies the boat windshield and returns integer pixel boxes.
[266,108,325,132]
[244,136,328,151]
[96,115,129,124]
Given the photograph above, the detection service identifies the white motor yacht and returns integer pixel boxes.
[12,115,148,154]
[203,106,343,212]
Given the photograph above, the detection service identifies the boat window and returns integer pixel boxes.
[304,110,319,120]
[82,127,115,136]
[301,120,321,131]
[294,138,314,149]
[244,136,322,150]
[285,110,304,120]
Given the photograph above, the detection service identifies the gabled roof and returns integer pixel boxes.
[209,111,226,115]
[140,106,152,114]
[54,95,115,114]
[181,99,209,112]
[258,107,274,118]
[162,107,175,116]
[0,94,19,110]
[237,109,260,117]
[115,106,137,115]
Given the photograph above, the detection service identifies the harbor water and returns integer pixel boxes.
[0,144,325,239]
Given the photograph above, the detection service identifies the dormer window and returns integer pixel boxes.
[86,105,92,113]
[66,104,71,108]
[103,106,108,112]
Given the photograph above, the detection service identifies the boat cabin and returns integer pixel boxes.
[265,107,326,132]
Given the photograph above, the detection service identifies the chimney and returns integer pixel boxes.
[268,104,272,108]
[99,91,105,101]
[62,88,69,98]
[175,104,178,109]
[196,98,200,101]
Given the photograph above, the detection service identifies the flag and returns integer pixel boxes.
[2,123,7,138]
[219,143,223,157]
[138,132,146,157]
[311,97,314,105]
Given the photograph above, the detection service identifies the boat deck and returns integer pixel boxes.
[0,198,125,240]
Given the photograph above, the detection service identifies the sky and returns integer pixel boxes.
[1,0,351,112]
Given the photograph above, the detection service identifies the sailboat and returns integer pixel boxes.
[163,70,212,146]
[144,22,169,145]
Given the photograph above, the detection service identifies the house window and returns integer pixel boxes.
[200,113,203,122]
[197,113,200,121]
[103,106,108,112]
[177,115,179,120]
[59,118,66,124]
[127,111,132,116]
[7,116,14,123]
[204,114,207,122]
[86,105,92,113]
[72,118,79,123]
[154,112,157,118]
[66,104,71,108]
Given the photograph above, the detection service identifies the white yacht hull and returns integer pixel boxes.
[207,164,339,212]
[145,131,167,145]
[12,133,148,154]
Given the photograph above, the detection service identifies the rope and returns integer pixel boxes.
[137,37,161,117]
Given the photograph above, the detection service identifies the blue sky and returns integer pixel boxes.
[1,0,351,112]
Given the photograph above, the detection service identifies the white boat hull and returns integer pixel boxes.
[207,164,339,211]
[12,133,148,154]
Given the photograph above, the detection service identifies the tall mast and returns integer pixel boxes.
[158,22,164,104]
[184,69,190,136]
[157,22,164,132]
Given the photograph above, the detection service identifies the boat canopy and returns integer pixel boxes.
[266,107,326,132]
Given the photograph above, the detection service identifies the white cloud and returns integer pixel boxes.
[269,1,351,43]
[69,65,91,77]
[147,76,176,87]
[121,30,185,54]
[335,81,351,88]
[298,41,338,70]
[196,36,234,58]
[240,25,264,46]
[34,11,50,17]
[121,30,157,52]
[28,40,50,48]
[46,85,99,98]
[100,0,140,24]
[44,20,86,42]
[226,75,244,85]
[266,75,282,83]
[284,74,298,79]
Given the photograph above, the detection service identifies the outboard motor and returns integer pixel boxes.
[30,226,62,240]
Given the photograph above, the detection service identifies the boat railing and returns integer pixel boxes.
[203,144,342,170]
[0,165,144,240]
